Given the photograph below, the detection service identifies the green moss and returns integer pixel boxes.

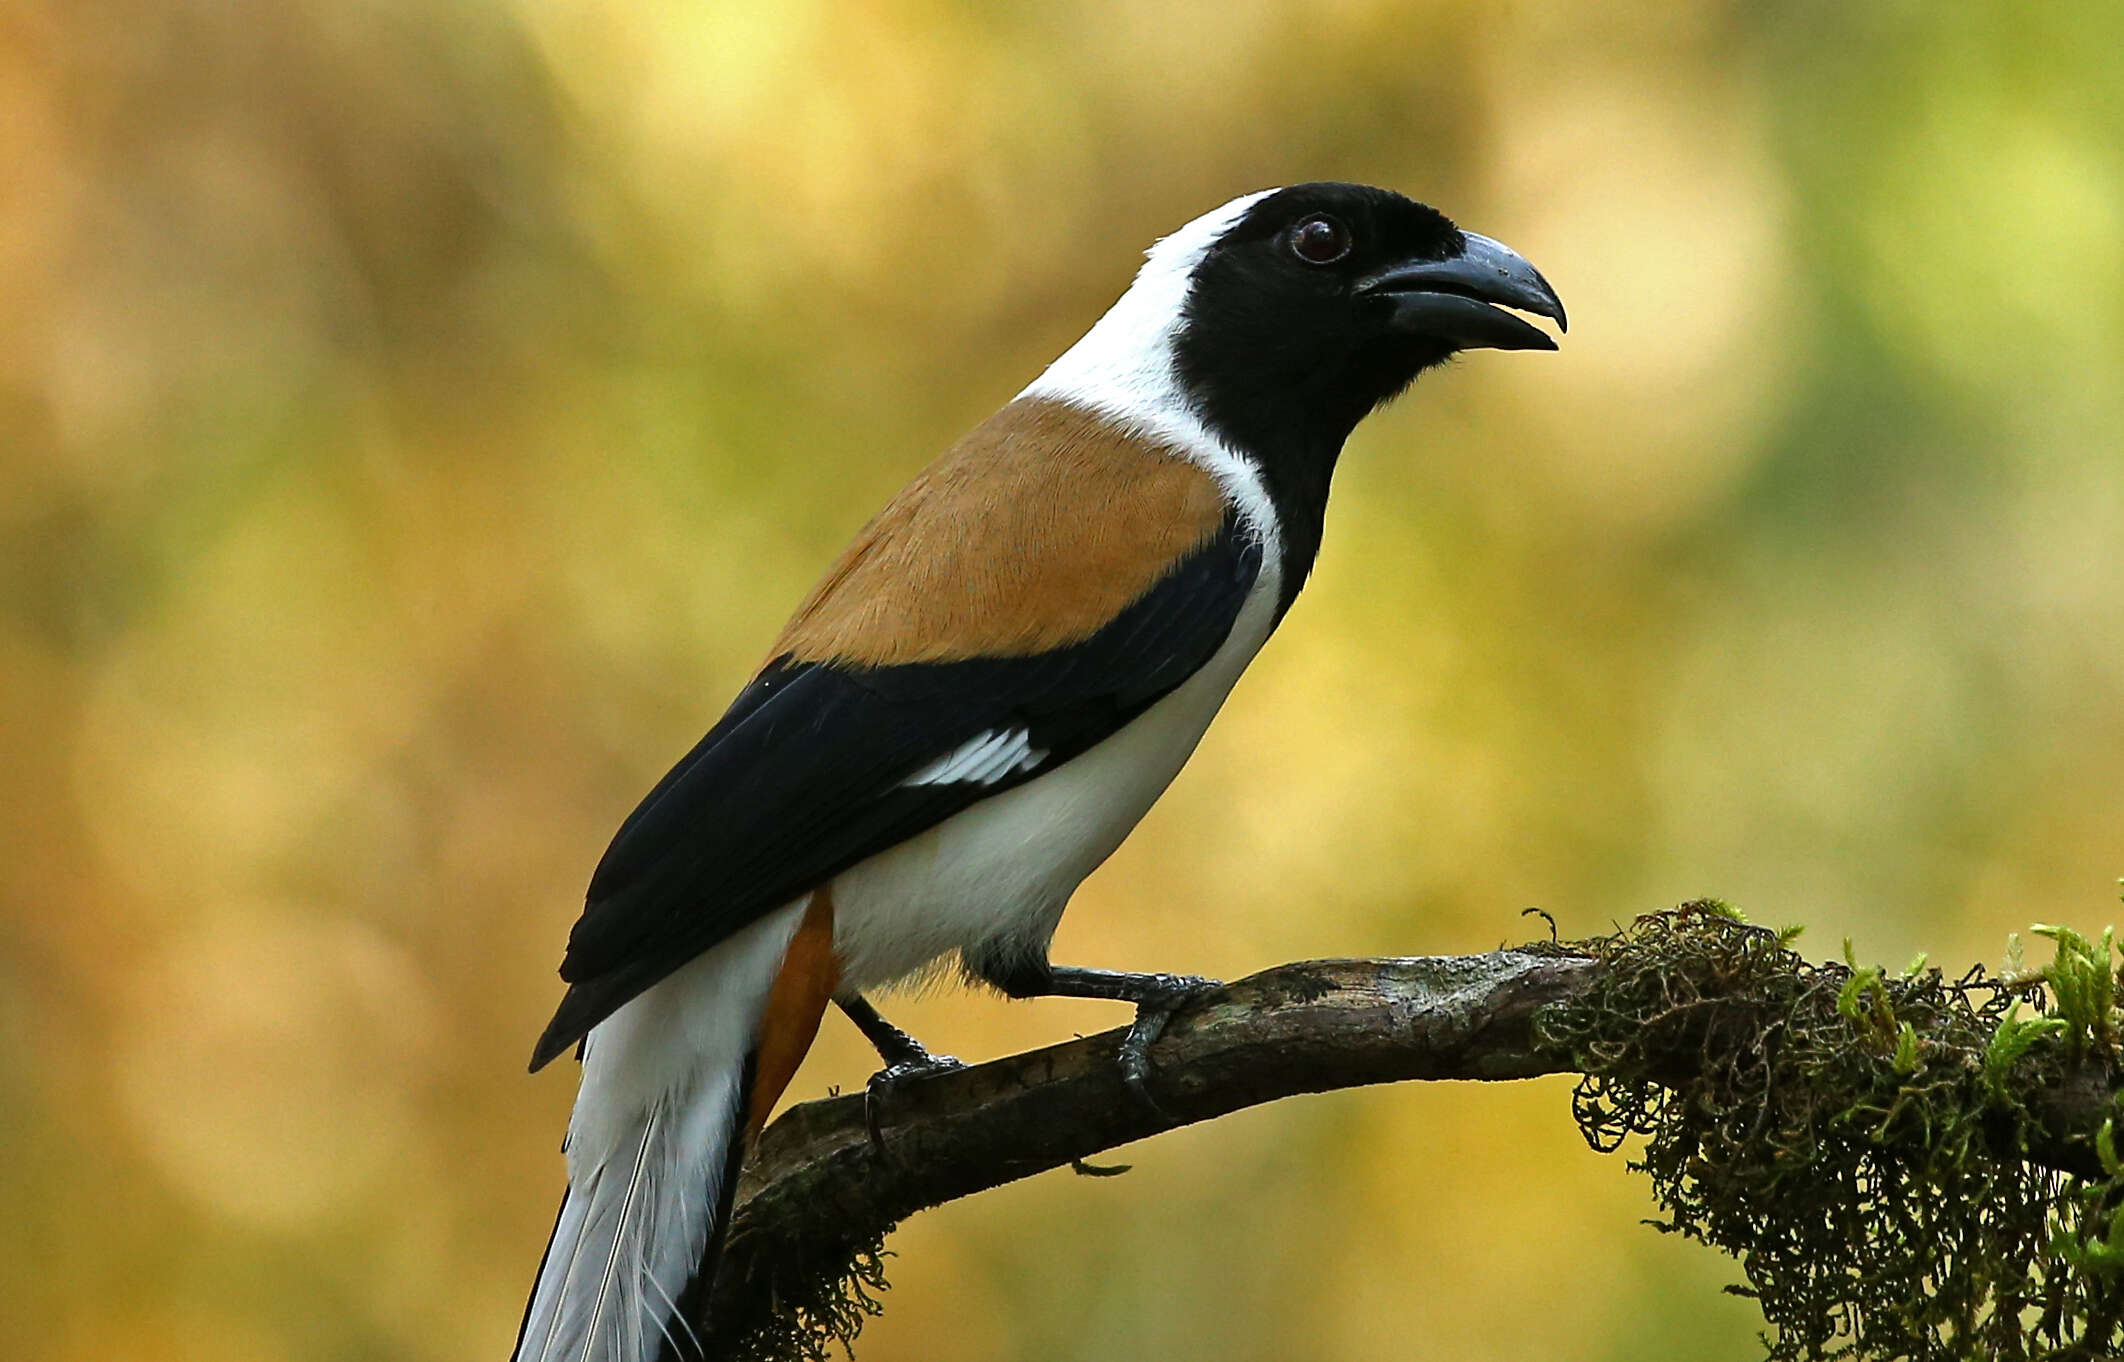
[1544,902,2124,1360]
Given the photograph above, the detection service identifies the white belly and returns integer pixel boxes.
[830,562,1283,990]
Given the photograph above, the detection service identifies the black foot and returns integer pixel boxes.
[838,994,964,1152]
[1112,974,1220,1115]
[974,963,1223,1116]
[863,1048,964,1152]
[837,993,943,1069]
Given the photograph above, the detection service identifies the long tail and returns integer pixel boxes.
[513,892,839,1362]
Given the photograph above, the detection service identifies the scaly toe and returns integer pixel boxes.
[1118,980,1221,1116]
[876,1052,964,1084]
[1149,973,1221,1006]
[864,1052,965,1153]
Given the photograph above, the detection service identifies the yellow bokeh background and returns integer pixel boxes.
[5,2,2123,1358]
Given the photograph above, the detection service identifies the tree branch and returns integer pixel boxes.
[702,950,1595,1352]
[697,929,2124,1359]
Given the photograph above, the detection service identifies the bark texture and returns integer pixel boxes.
[702,950,1595,1349]
[693,934,2124,1358]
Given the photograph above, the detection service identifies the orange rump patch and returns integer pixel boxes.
[770,399,1228,668]
[746,888,840,1140]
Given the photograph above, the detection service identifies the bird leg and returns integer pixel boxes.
[975,961,1222,1114]
[836,993,962,1152]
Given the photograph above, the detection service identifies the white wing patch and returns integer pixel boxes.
[903,728,1047,787]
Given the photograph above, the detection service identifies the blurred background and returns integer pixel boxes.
[5,0,2123,1358]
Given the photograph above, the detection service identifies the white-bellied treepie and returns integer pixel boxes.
[512,182,1564,1362]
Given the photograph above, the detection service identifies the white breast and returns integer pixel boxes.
[831,555,1282,990]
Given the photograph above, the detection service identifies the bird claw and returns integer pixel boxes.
[1117,974,1220,1116]
[862,1049,964,1154]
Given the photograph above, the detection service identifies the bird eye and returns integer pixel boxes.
[1290,214,1352,265]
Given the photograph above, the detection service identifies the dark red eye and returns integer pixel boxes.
[1290,214,1352,265]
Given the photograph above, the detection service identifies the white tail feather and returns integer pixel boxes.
[514,903,807,1362]
[578,1107,664,1358]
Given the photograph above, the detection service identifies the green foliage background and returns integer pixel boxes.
[3,2,2122,1359]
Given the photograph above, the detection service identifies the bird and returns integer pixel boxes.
[510,181,1564,1362]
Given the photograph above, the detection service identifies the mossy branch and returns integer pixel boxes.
[701,906,2124,1361]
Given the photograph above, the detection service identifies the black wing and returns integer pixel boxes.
[530,517,1262,1068]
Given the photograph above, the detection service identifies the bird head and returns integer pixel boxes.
[1019,182,1564,579]
[1171,182,1566,458]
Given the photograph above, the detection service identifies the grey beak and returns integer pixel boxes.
[1358,231,1567,352]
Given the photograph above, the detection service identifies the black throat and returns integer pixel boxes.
[1164,186,1465,618]
[1172,324,1446,618]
